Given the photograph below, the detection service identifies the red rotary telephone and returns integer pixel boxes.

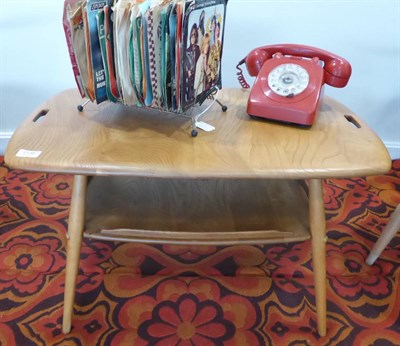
[237,44,352,126]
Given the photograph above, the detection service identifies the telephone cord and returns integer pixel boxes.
[236,60,250,89]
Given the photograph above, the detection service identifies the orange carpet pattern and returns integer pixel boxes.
[0,157,399,345]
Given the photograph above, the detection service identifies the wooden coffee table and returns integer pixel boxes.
[5,88,391,336]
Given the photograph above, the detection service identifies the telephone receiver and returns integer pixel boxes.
[237,44,352,126]
[244,44,351,88]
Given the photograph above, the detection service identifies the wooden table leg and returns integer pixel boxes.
[309,179,327,337]
[366,204,400,265]
[62,175,88,334]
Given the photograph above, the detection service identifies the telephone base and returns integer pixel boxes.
[249,115,312,129]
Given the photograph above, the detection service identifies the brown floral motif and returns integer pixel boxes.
[327,241,393,299]
[138,294,235,345]
[162,244,218,262]
[323,182,346,211]
[24,295,116,345]
[0,201,28,230]
[0,236,64,295]
[263,242,310,279]
[367,175,400,204]
[367,160,400,207]
[30,174,73,206]
[113,278,262,345]
[353,326,400,345]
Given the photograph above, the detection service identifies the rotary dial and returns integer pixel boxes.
[268,63,310,97]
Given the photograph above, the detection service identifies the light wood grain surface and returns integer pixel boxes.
[5,88,391,178]
[83,177,310,245]
[62,175,87,334]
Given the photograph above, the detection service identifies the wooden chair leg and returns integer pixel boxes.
[366,204,400,265]
[62,175,88,334]
[309,179,327,337]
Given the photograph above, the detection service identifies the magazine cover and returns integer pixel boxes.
[68,4,94,100]
[97,8,119,102]
[63,0,86,98]
[181,0,228,111]
[168,3,178,111]
[98,5,120,102]
[86,0,109,104]
[160,2,174,110]
[114,0,138,106]
[175,0,185,112]
[129,5,143,105]
[146,4,163,108]
[82,4,96,101]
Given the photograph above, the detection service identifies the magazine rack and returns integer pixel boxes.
[64,0,230,137]
[77,85,228,137]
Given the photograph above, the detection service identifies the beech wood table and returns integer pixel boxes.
[5,88,391,336]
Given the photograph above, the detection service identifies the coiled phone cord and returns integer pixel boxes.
[236,58,250,89]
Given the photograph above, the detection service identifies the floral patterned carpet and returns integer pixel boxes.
[0,157,399,346]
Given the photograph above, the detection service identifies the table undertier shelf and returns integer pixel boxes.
[83,177,310,245]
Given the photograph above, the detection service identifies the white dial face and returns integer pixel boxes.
[268,63,309,97]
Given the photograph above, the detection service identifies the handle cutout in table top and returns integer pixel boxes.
[33,109,49,123]
[344,114,361,129]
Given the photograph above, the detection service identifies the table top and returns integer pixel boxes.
[5,88,391,179]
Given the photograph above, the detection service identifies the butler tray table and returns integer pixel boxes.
[5,88,392,337]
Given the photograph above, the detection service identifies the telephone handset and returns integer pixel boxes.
[237,44,352,126]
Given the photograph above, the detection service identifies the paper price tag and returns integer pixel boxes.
[16,149,42,158]
[195,121,215,132]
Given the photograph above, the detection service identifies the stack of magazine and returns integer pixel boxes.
[63,0,228,113]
